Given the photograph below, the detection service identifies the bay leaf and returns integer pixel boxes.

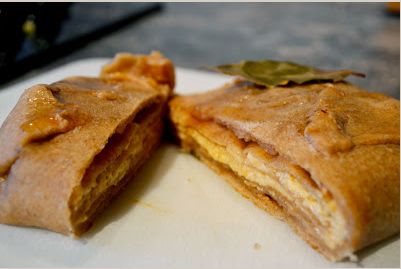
[210,60,365,88]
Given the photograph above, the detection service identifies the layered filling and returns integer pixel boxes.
[175,115,348,252]
[69,102,163,234]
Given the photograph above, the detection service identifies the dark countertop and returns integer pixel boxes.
[8,3,401,98]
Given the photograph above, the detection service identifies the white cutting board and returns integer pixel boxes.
[0,59,399,268]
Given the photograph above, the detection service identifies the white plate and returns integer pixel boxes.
[0,59,399,268]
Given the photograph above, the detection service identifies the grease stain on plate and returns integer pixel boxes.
[132,198,169,214]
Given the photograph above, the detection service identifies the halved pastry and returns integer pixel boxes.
[0,51,175,236]
[169,75,399,261]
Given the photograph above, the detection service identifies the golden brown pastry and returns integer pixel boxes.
[0,51,175,236]
[169,79,400,261]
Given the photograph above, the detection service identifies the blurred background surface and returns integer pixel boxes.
[0,2,399,98]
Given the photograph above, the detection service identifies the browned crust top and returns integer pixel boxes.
[169,80,400,251]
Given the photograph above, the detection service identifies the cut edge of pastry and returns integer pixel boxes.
[67,51,175,235]
[68,100,164,236]
[169,106,356,261]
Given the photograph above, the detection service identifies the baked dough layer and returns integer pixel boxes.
[169,79,400,261]
[70,103,164,235]
[174,118,348,260]
[0,52,174,235]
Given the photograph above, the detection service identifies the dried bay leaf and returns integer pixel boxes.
[210,60,365,88]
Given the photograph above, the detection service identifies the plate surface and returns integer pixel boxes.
[0,59,399,268]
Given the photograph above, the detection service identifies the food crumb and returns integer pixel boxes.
[253,243,261,250]
[187,178,192,182]
[345,252,358,262]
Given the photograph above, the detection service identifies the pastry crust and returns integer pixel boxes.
[0,52,175,235]
[169,79,400,261]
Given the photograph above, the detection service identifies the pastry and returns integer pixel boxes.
[0,51,175,235]
[169,61,399,261]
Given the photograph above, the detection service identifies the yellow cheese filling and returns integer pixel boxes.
[185,126,347,249]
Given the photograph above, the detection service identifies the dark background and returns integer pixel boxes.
[1,3,399,98]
